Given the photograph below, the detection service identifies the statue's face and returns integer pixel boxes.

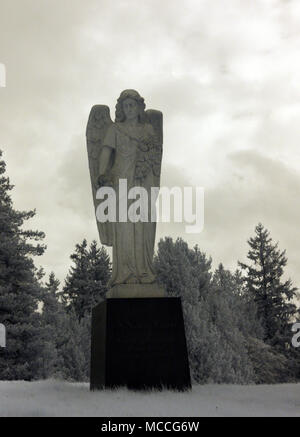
[123,98,139,121]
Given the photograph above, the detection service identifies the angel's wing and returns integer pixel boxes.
[86,105,114,246]
[146,109,163,187]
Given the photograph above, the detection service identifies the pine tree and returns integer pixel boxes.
[58,308,91,381]
[41,272,92,381]
[239,223,298,350]
[154,238,255,384]
[61,240,111,320]
[43,272,61,321]
[208,264,256,383]
[0,150,47,380]
[246,337,292,384]
[212,264,264,341]
[61,238,89,319]
[40,272,64,378]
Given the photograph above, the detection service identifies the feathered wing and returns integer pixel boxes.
[146,109,163,187]
[86,105,114,246]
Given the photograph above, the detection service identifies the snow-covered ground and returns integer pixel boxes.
[0,380,299,417]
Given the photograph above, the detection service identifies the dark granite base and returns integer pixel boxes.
[90,297,191,391]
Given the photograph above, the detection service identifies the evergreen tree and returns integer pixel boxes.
[239,223,298,350]
[40,272,64,378]
[208,264,256,383]
[61,239,111,320]
[154,238,255,384]
[57,239,110,380]
[43,272,61,321]
[246,337,292,384]
[210,264,290,384]
[41,272,91,381]
[212,264,264,341]
[57,309,91,381]
[0,150,46,380]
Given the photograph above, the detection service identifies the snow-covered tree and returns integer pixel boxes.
[154,238,255,384]
[57,309,91,381]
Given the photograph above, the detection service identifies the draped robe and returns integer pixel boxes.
[102,121,159,287]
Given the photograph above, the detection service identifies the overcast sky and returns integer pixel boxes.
[0,0,300,292]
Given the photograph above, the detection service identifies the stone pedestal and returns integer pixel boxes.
[90,297,191,391]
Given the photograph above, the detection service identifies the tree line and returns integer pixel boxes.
[0,150,299,384]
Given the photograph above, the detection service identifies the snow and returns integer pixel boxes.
[0,380,299,417]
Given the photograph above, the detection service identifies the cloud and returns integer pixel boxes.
[0,0,299,292]
[201,149,300,285]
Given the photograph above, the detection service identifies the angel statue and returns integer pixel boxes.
[86,90,165,298]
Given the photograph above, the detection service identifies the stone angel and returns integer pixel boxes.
[86,89,165,298]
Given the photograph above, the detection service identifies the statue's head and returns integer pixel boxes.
[115,89,146,123]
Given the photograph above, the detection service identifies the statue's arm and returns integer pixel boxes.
[97,123,116,187]
[98,146,113,176]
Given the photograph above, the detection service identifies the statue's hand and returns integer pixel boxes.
[97,174,114,188]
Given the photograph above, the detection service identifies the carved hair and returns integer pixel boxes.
[115,89,146,123]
